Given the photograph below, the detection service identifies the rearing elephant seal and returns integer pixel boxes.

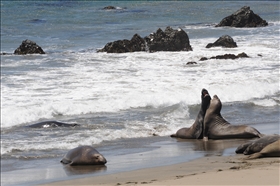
[171,89,211,139]
[61,146,107,166]
[203,95,262,140]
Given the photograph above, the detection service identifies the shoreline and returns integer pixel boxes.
[1,122,279,186]
[41,154,280,186]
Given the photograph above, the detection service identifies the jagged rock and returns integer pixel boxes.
[98,26,192,53]
[97,34,146,53]
[216,6,268,27]
[206,35,237,48]
[14,39,45,55]
[145,27,192,52]
[199,52,249,61]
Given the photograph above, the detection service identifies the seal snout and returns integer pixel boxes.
[95,154,107,165]
[202,89,210,98]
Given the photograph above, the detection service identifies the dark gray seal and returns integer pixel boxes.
[247,139,280,159]
[27,121,79,128]
[203,95,262,140]
[235,134,280,155]
[171,89,211,139]
[61,146,107,166]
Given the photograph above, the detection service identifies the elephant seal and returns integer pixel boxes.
[247,139,280,159]
[203,95,262,140]
[27,121,79,128]
[235,134,280,155]
[61,146,107,166]
[171,88,211,139]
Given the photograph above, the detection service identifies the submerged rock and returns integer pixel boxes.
[199,52,249,61]
[97,34,146,53]
[103,6,116,10]
[14,39,45,55]
[216,6,268,27]
[206,35,237,48]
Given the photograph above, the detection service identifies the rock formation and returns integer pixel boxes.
[206,35,237,48]
[14,39,45,55]
[216,6,268,27]
[98,26,192,53]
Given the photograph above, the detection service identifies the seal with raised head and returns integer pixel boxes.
[27,121,79,128]
[203,95,262,140]
[247,139,280,159]
[61,146,107,166]
[171,88,211,139]
[235,134,280,155]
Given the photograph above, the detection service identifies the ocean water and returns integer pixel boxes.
[1,1,280,185]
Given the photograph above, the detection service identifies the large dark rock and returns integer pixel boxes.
[144,26,192,52]
[98,26,192,53]
[216,6,268,27]
[97,34,146,53]
[14,39,45,55]
[206,35,237,48]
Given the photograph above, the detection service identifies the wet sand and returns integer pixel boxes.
[42,155,280,186]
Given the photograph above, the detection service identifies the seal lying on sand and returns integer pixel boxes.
[203,95,262,141]
[27,121,79,128]
[61,146,107,166]
[235,134,280,155]
[171,89,211,139]
[247,139,280,159]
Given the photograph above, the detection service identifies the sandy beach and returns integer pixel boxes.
[42,154,280,186]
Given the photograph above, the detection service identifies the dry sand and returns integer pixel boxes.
[42,155,280,186]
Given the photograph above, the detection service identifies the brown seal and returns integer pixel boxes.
[203,95,262,141]
[235,134,280,155]
[61,146,107,166]
[247,139,280,159]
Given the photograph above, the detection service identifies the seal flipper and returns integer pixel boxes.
[235,141,252,154]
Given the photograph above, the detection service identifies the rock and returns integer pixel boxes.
[210,54,239,60]
[237,52,249,58]
[186,61,197,65]
[199,57,208,61]
[206,35,237,48]
[216,6,268,27]
[97,34,146,53]
[145,27,192,52]
[14,39,45,55]
[103,6,116,10]
[199,52,249,61]
[98,26,192,53]
[0,52,11,55]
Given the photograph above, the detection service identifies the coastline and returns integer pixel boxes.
[1,123,279,186]
[41,154,280,186]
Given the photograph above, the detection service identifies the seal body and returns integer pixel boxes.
[247,139,280,159]
[61,146,107,166]
[28,121,79,128]
[203,95,262,140]
[171,89,211,139]
[235,134,280,154]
